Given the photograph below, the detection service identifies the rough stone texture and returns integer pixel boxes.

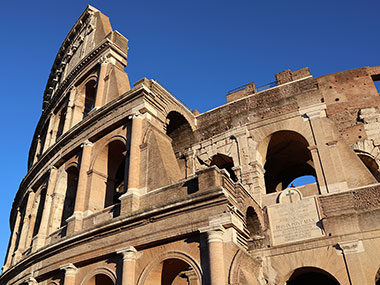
[3,5,380,285]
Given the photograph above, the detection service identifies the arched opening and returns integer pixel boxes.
[210,153,238,182]
[286,175,316,188]
[262,131,316,193]
[14,199,27,252]
[286,267,339,285]
[246,207,264,249]
[38,120,49,158]
[83,79,97,118]
[32,187,47,237]
[144,258,200,285]
[166,111,195,154]
[105,140,126,208]
[356,151,380,182]
[60,166,79,227]
[375,266,380,284]
[87,273,114,285]
[56,100,68,140]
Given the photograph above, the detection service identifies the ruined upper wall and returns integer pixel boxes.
[197,74,320,140]
[317,66,380,145]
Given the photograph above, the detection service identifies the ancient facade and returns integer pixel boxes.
[2,5,380,285]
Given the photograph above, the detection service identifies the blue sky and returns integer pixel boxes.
[0,0,379,267]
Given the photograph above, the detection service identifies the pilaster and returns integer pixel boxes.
[60,263,78,285]
[32,167,58,250]
[68,141,93,233]
[117,246,139,285]
[200,226,226,285]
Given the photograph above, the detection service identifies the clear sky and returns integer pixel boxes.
[0,0,379,268]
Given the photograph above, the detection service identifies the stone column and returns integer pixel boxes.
[67,141,93,233]
[3,208,22,271]
[202,227,226,285]
[33,167,58,250]
[33,136,42,164]
[60,263,78,285]
[117,246,138,285]
[25,190,42,250]
[95,57,112,107]
[18,190,35,252]
[336,241,366,285]
[127,114,142,192]
[120,114,143,215]
[45,113,57,150]
[63,87,76,133]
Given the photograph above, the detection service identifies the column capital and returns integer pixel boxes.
[60,263,78,276]
[27,276,38,285]
[117,246,139,261]
[199,225,225,243]
[49,165,57,172]
[81,140,93,148]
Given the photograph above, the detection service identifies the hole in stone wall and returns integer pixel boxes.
[372,75,380,94]
[262,131,317,193]
[210,153,238,182]
[286,175,316,188]
[83,79,97,118]
[356,151,380,182]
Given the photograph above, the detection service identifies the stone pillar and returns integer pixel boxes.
[33,136,42,164]
[25,189,43,250]
[18,190,35,252]
[95,57,112,107]
[120,114,143,215]
[67,141,93,233]
[45,113,57,150]
[336,241,366,285]
[3,208,22,270]
[60,263,78,285]
[117,246,138,285]
[63,87,76,133]
[33,167,58,250]
[127,114,142,192]
[201,227,226,285]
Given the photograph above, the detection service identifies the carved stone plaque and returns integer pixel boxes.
[267,196,324,246]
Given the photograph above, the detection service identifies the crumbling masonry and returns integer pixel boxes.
[2,6,380,285]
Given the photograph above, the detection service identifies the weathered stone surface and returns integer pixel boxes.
[3,5,380,285]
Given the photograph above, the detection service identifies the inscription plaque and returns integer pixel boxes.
[268,196,324,245]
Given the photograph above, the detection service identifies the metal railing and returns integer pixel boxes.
[227,80,278,95]
[256,81,277,92]
[227,84,248,95]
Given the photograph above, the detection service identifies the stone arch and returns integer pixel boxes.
[210,153,238,182]
[80,266,116,285]
[166,110,196,154]
[137,251,202,285]
[72,73,99,122]
[354,150,380,182]
[285,266,339,285]
[246,206,265,249]
[163,103,196,134]
[60,165,79,228]
[257,130,316,193]
[375,266,380,284]
[87,136,127,213]
[228,249,261,285]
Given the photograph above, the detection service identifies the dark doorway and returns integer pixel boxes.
[287,267,339,285]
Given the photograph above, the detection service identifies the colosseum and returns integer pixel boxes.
[2,5,380,285]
